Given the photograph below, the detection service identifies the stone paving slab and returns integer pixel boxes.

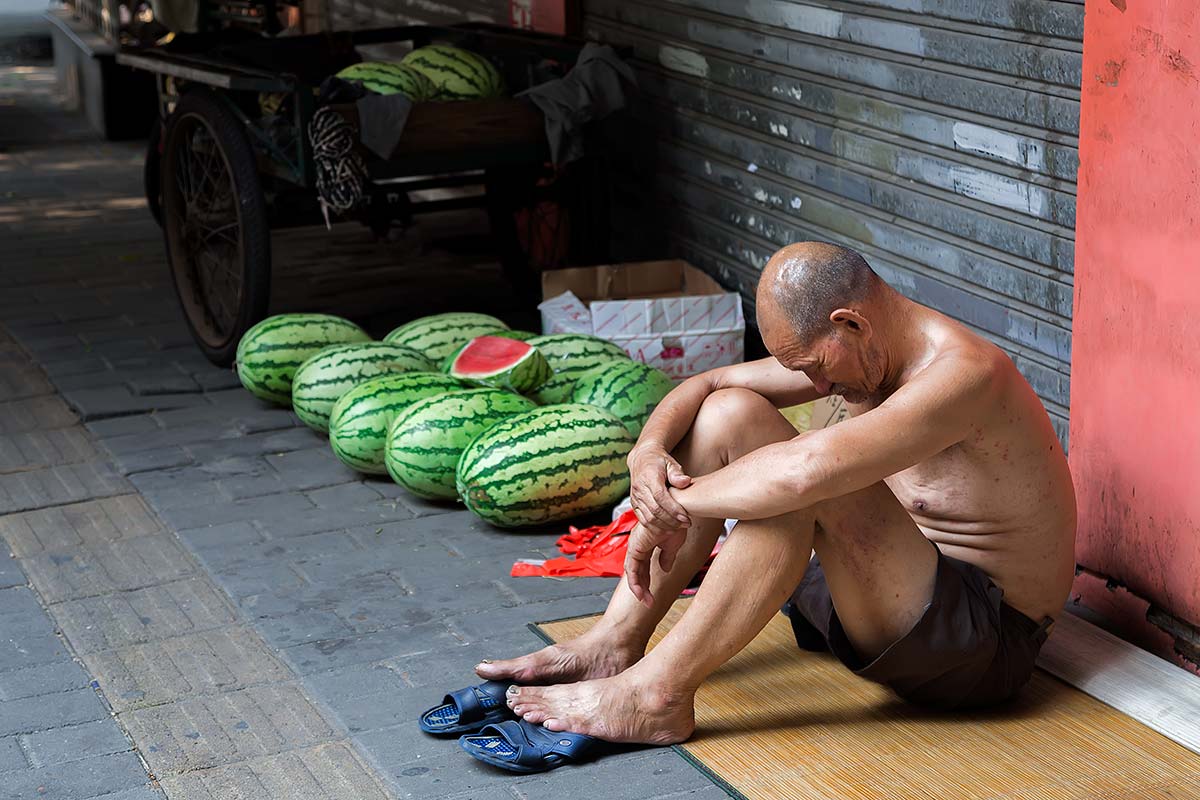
[82,626,292,713]
[0,459,131,514]
[0,687,109,738]
[53,577,238,654]
[0,395,78,434]
[0,750,152,800]
[157,742,392,800]
[0,426,98,470]
[124,683,337,774]
[0,658,91,701]
[0,494,164,557]
[20,718,133,768]
[20,533,195,603]
[0,362,53,402]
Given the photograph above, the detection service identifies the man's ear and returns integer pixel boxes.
[829,307,871,338]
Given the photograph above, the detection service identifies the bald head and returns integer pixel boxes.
[757,242,880,344]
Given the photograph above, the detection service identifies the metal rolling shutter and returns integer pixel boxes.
[583,0,1082,443]
[327,0,509,31]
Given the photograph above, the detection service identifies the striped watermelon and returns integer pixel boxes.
[291,342,436,434]
[385,389,536,500]
[456,404,634,528]
[526,334,631,405]
[571,360,675,437]
[328,373,470,473]
[447,336,551,393]
[438,330,540,372]
[335,62,435,101]
[400,45,505,101]
[384,312,509,363]
[236,314,371,406]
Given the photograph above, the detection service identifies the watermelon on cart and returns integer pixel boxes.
[446,336,551,393]
[400,45,506,100]
[335,62,435,101]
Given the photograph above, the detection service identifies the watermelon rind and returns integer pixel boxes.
[438,330,539,373]
[291,342,436,434]
[385,388,536,500]
[383,312,509,363]
[456,404,634,528]
[236,314,372,406]
[328,372,471,473]
[571,360,675,437]
[335,62,435,101]
[400,45,505,101]
[447,336,551,393]
[525,333,631,405]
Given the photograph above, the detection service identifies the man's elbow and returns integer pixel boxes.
[780,443,837,511]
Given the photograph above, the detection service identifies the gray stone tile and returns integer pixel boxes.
[307,661,444,735]
[192,369,244,392]
[0,495,163,558]
[157,742,391,800]
[307,482,387,509]
[109,444,194,476]
[52,577,237,654]
[254,499,415,539]
[283,621,460,676]
[0,460,131,514]
[185,427,324,464]
[212,558,309,600]
[508,748,715,800]
[83,625,291,712]
[443,594,611,645]
[123,683,337,775]
[0,554,23,590]
[0,363,52,403]
[155,491,315,531]
[63,386,211,421]
[82,787,165,800]
[266,447,361,492]
[0,396,77,434]
[351,743,516,800]
[0,750,149,800]
[85,414,160,439]
[0,735,28,772]
[19,718,132,767]
[0,427,97,471]
[0,659,90,701]
[128,467,229,511]
[0,592,73,671]
[0,687,108,737]
[21,534,195,603]
[176,522,266,565]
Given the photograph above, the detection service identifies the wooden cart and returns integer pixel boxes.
[118,22,605,365]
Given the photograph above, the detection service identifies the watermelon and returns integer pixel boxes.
[446,336,551,393]
[385,389,536,500]
[456,404,634,528]
[328,373,470,473]
[384,312,509,363]
[526,333,631,405]
[400,45,505,101]
[335,62,435,101]
[571,360,675,437]
[291,342,436,434]
[236,314,371,406]
[438,330,539,372]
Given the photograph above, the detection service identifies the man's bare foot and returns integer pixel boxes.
[475,625,641,685]
[504,669,696,745]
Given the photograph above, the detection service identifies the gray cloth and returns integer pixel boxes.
[517,42,637,165]
[354,92,415,161]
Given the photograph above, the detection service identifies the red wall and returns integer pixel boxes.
[1071,0,1200,669]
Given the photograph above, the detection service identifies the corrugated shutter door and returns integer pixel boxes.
[583,0,1082,443]
[327,0,509,30]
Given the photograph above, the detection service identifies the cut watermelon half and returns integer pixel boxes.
[448,336,552,393]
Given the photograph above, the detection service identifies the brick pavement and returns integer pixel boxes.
[0,66,724,799]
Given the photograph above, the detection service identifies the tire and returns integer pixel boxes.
[161,89,271,367]
[144,117,163,227]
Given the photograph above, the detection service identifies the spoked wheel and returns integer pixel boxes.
[161,89,270,366]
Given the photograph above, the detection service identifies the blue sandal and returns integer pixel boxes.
[418,680,514,736]
[459,719,597,773]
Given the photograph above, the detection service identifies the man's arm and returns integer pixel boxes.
[671,351,1003,520]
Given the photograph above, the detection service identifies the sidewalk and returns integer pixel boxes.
[0,66,723,799]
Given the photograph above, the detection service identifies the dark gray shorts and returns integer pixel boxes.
[784,549,1052,710]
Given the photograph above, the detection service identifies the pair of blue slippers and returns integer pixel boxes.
[418,680,598,773]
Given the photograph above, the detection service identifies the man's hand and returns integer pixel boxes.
[628,446,693,534]
[624,522,688,607]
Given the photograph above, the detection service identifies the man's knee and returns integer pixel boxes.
[684,388,794,464]
[693,388,775,433]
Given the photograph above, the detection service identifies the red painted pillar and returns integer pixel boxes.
[1071,0,1200,670]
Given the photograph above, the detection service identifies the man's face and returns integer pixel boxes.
[759,303,878,403]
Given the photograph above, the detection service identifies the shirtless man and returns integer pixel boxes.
[476,242,1077,744]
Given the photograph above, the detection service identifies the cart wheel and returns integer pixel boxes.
[161,89,271,366]
[144,117,163,227]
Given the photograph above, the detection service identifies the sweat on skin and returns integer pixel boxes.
[473,241,1076,746]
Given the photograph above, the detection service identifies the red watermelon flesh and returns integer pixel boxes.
[449,336,552,393]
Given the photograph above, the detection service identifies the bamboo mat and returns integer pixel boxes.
[537,602,1200,800]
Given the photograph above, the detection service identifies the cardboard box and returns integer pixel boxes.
[539,260,745,379]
